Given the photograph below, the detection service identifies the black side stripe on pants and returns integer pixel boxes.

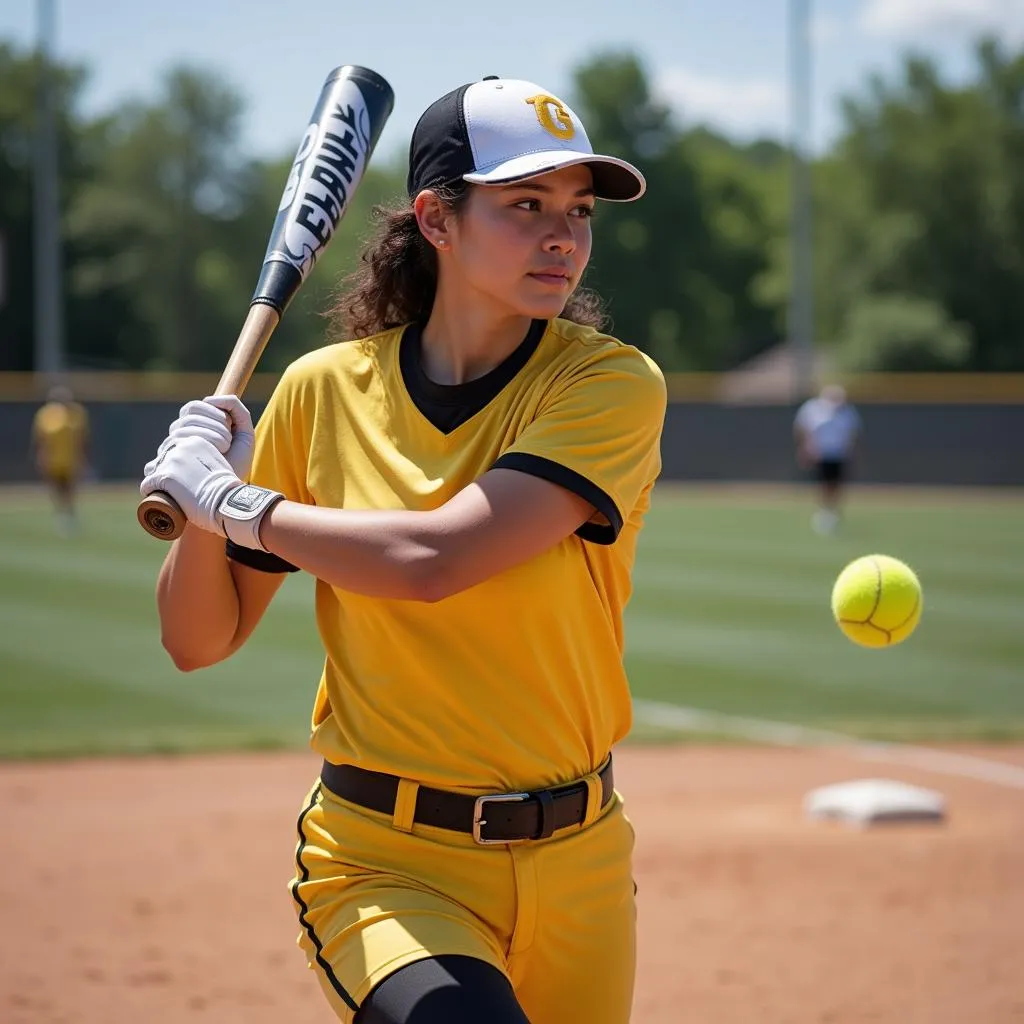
[290,783,360,1013]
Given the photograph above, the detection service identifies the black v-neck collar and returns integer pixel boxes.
[399,319,547,434]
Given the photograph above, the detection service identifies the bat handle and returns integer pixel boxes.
[135,303,280,543]
[137,491,187,540]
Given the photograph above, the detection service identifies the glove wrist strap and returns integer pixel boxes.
[217,484,285,552]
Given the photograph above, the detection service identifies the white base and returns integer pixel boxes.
[804,778,946,826]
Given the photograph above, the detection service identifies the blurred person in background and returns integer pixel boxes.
[793,384,861,534]
[31,384,90,536]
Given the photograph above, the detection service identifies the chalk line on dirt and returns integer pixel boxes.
[632,699,1024,790]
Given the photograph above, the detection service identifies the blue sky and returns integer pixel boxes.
[3,0,1023,164]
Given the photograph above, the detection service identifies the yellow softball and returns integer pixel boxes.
[831,554,923,648]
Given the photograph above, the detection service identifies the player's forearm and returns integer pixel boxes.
[156,524,241,669]
[260,502,459,602]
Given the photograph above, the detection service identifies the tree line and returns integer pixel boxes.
[1,38,1022,374]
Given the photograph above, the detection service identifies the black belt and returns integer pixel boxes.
[319,756,614,845]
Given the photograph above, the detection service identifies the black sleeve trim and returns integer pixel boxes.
[492,452,623,545]
[226,539,300,574]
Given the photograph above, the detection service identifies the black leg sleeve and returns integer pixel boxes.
[355,954,531,1024]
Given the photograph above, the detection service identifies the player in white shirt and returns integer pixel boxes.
[793,385,862,533]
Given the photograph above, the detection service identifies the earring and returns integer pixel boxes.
[436,239,447,249]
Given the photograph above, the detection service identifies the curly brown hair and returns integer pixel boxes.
[325,181,608,340]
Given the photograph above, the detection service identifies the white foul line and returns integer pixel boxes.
[632,700,1024,791]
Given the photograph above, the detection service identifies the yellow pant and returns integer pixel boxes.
[290,774,637,1023]
[42,460,78,486]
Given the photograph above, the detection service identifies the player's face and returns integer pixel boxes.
[448,164,595,319]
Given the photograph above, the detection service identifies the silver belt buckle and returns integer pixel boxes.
[472,792,530,845]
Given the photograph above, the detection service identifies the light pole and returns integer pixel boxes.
[33,0,64,378]
[788,0,814,402]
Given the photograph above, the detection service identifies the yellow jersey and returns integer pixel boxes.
[32,401,88,476]
[230,318,666,792]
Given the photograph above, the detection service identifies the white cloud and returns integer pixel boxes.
[655,68,786,138]
[860,0,1024,40]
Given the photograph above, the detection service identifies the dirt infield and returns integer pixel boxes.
[2,745,1022,1023]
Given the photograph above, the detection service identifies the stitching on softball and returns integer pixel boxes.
[890,591,921,633]
[865,556,884,625]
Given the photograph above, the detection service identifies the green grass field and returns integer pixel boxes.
[1,484,1022,758]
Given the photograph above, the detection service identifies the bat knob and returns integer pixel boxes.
[137,492,187,541]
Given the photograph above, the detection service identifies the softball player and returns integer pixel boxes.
[794,384,862,533]
[31,384,89,535]
[143,76,666,1024]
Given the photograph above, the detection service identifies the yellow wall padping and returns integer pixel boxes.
[1,371,1024,405]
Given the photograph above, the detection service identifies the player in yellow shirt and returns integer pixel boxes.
[142,76,665,1024]
[31,384,89,535]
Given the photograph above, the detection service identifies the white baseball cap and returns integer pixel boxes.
[407,76,646,202]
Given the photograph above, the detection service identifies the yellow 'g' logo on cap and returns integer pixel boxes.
[524,94,576,141]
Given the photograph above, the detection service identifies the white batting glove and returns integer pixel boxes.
[140,436,283,550]
[141,436,242,536]
[159,395,256,480]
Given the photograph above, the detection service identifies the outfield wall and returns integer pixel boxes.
[2,394,1022,486]
[660,403,1024,486]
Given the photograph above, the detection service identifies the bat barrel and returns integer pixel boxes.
[252,64,395,314]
